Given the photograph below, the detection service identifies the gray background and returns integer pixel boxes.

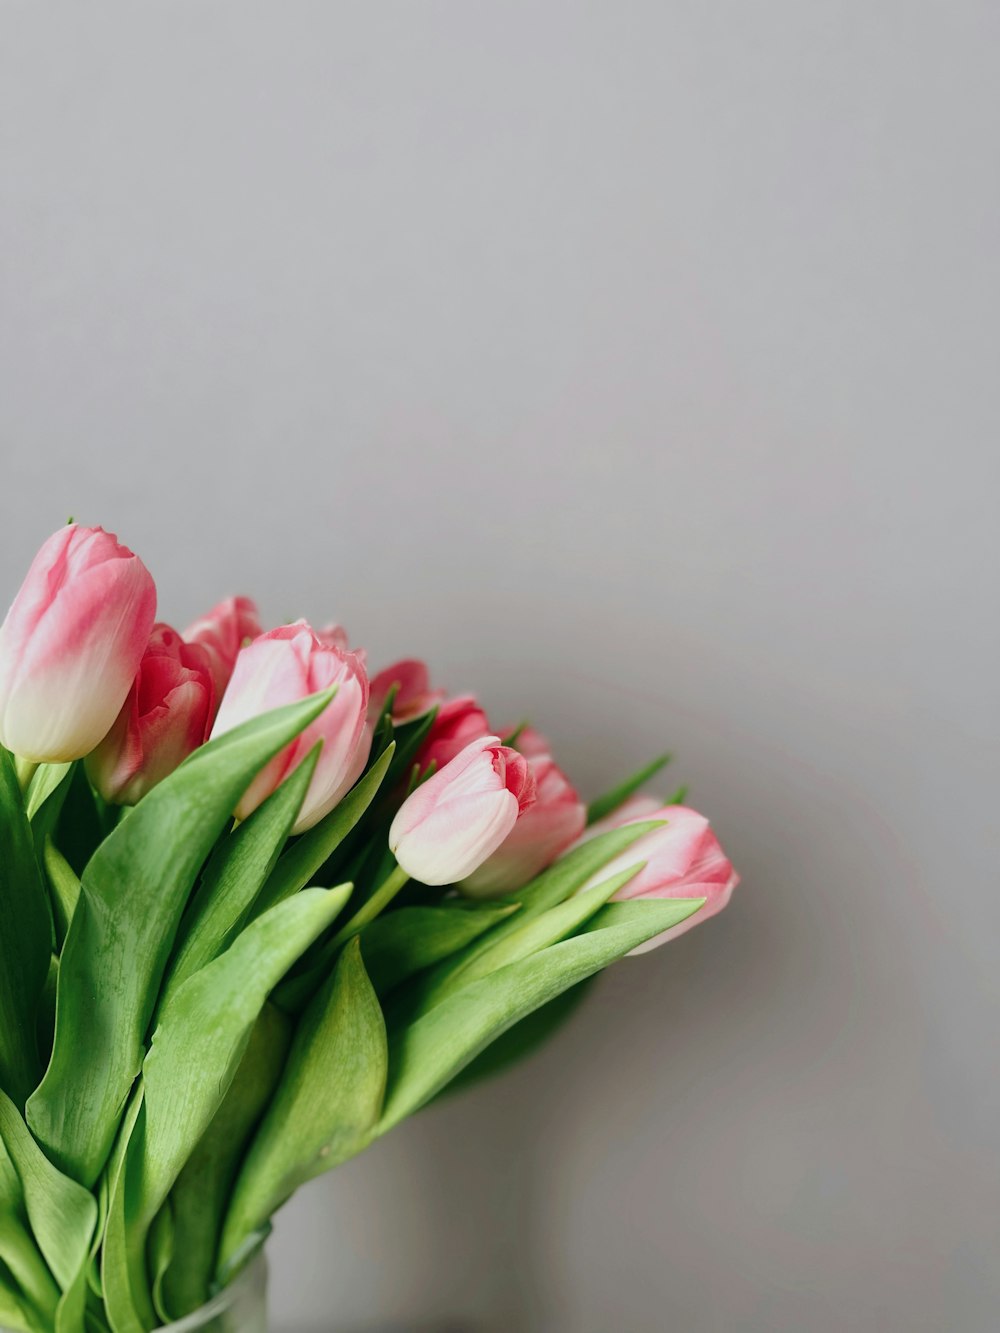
[2,4,998,1330]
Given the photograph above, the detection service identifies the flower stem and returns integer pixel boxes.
[329,862,410,949]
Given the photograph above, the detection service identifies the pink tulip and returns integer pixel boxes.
[461,749,586,897]
[210,621,371,833]
[86,624,215,804]
[368,658,446,723]
[183,596,263,703]
[0,524,156,762]
[389,735,536,885]
[584,804,738,954]
[419,694,492,772]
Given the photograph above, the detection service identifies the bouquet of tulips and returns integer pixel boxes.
[0,524,738,1333]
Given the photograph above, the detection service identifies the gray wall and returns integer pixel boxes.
[2,4,997,1330]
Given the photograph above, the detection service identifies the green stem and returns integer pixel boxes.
[329,863,409,950]
[13,755,38,792]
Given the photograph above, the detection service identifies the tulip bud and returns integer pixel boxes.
[419,694,492,772]
[210,621,371,833]
[0,524,156,762]
[583,804,738,954]
[183,596,263,703]
[389,736,536,885]
[86,624,215,804]
[368,658,446,723]
[461,748,586,897]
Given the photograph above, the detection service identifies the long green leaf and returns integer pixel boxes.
[360,902,517,995]
[219,938,387,1274]
[425,863,646,1001]
[27,690,333,1188]
[0,1132,60,1331]
[378,898,703,1133]
[100,1092,147,1333]
[161,748,320,1009]
[586,754,671,825]
[0,1090,96,1301]
[0,1259,34,1333]
[115,887,350,1320]
[252,741,395,917]
[440,978,597,1097]
[0,748,50,1107]
[42,840,81,951]
[158,1005,291,1322]
[396,823,666,1015]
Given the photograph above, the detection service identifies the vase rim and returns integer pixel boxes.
[154,1249,267,1331]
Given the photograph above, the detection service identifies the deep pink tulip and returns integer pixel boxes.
[368,659,446,723]
[584,803,738,953]
[389,735,536,885]
[210,621,371,833]
[183,596,263,703]
[419,694,492,772]
[0,524,156,762]
[461,748,586,896]
[86,624,215,804]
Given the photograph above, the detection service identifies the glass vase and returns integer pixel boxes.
[156,1252,268,1333]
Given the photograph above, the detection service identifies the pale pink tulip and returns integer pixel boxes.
[461,749,586,897]
[211,621,371,833]
[389,735,536,885]
[0,524,156,762]
[86,624,215,804]
[419,694,492,772]
[368,658,446,723]
[183,596,262,703]
[584,804,738,953]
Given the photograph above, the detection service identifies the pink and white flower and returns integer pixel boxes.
[0,524,156,762]
[211,621,371,833]
[584,803,739,953]
[389,735,536,885]
[461,743,586,897]
[87,623,215,804]
[183,596,263,704]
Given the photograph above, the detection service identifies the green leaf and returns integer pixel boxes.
[25,762,74,833]
[219,938,387,1275]
[441,978,597,1096]
[0,1090,97,1296]
[42,840,81,950]
[98,1084,150,1333]
[158,1005,291,1322]
[383,709,437,791]
[50,765,104,881]
[147,1203,174,1327]
[100,1092,147,1333]
[586,753,671,825]
[252,741,395,918]
[0,1131,60,1331]
[422,863,645,1004]
[0,1260,34,1333]
[160,748,320,1008]
[27,690,334,1188]
[114,888,351,1321]
[378,898,704,1133]
[0,747,50,1107]
[399,822,666,1014]
[360,902,518,995]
